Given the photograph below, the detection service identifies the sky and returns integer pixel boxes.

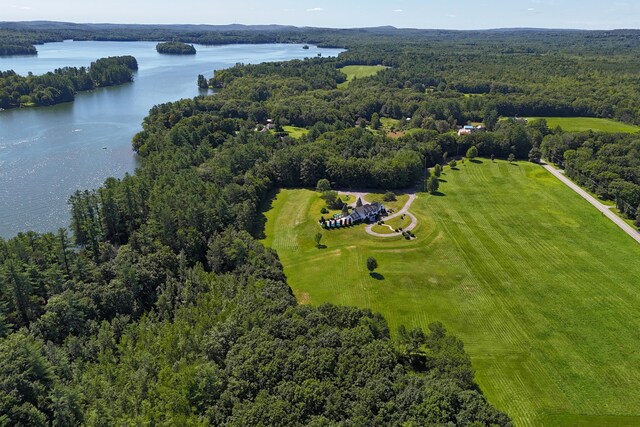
[3,0,640,30]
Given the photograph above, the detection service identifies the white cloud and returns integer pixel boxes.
[528,8,535,11]
[306,7,323,12]
[393,9,403,12]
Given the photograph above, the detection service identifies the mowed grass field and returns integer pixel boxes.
[262,160,640,427]
[337,65,386,88]
[527,117,640,133]
[282,125,309,138]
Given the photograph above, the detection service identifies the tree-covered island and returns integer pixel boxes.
[0,55,138,109]
[156,41,196,54]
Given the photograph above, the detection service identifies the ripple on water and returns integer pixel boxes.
[0,41,344,238]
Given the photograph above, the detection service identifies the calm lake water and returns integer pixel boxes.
[0,41,343,238]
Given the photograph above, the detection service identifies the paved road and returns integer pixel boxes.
[541,161,640,245]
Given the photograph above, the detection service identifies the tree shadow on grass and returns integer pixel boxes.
[316,244,327,249]
[509,162,519,166]
[254,188,278,239]
[438,178,447,183]
[450,167,460,171]
[431,191,446,197]
[470,159,483,164]
[370,272,385,280]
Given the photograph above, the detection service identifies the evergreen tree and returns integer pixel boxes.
[427,176,440,194]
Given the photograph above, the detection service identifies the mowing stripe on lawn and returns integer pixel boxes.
[262,162,640,426]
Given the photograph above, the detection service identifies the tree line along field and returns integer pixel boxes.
[262,160,640,427]
[525,117,640,133]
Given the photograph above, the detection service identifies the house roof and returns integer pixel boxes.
[352,201,382,218]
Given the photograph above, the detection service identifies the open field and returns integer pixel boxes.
[262,160,640,427]
[527,117,640,133]
[337,65,386,88]
[282,125,309,138]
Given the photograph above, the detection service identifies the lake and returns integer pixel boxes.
[0,41,343,238]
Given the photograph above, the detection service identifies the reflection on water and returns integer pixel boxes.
[0,41,343,237]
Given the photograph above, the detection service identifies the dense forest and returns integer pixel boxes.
[2,23,640,425]
[0,55,138,108]
[3,23,640,124]
[156,41,196,54]
[0,27,64,56]
[0,27,523,426]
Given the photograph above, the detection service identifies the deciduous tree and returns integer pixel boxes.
[366,256,378,273]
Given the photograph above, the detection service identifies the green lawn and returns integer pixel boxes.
[379,117,400,129]
[382,214,413,230]
[370,214,413,234]
[282,125,309,138]
[262,160,640,427]
[527,117,640,133]
[337,65,387,88]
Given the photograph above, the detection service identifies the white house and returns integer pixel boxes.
[348,200,385,223]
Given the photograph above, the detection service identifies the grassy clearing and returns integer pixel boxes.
[379,117,400,129]
[262,160,640,426]
[282,125,309,138]
[337,65,386,88]
[378,117,421,138]
[527,117,640,133]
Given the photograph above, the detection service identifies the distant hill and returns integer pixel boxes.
[0,21,626,33]
[0,21,301,32]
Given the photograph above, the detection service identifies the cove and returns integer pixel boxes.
[0,41,344,237]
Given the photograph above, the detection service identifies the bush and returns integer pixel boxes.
[366,257,378,272]
[316,178,331,192]
[321,191,345,210]
[383,191,397,202]
[328,197,344,210]
[321,207,329,214]
[321,190,338,203]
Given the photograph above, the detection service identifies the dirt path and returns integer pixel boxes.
[541,161,640,245]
